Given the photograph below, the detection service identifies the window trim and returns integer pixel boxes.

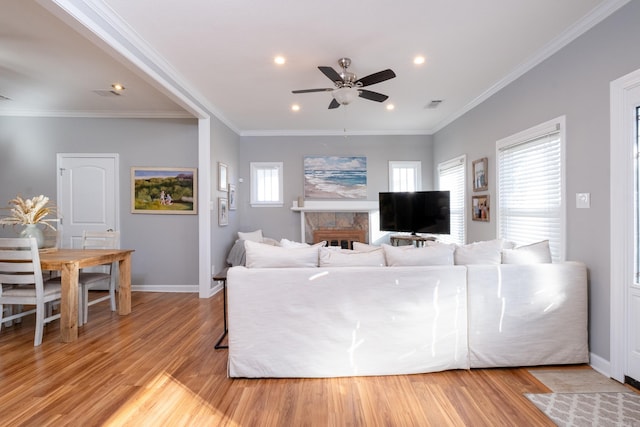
[496,116,566,261]
[388,160,422,192]
[250,161,284,207]
[438,155,466,245]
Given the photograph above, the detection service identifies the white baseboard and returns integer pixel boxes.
[130,282,224,297]
[131,284,198,293]
[590,352,614,380]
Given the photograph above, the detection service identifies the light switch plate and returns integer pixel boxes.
[576,193,590,209]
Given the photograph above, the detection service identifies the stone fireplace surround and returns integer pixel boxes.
[291,200,380,245]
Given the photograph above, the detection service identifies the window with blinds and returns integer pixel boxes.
[438,155,466,244]
[250,162,283,206]
[388,161,421,191]
[497,117,565,261]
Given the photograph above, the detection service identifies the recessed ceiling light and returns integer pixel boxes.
[274,56,286,65]
[386,104,395,111]
[111,83,125,91]
[413,56,426,65]
[291,104,300,112]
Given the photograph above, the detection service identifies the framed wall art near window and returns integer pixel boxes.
[472,157,488,192]
[218,197,228,226]
[131,167,197,214]
[218,162,228,192]
[228,184,237,210]
[471,195,490,222]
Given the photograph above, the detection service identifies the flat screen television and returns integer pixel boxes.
[379,191,450,235]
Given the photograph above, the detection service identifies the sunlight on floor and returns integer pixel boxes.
[104,371,237,426]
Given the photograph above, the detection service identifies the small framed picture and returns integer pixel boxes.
[218,197,228,226]
[472,195,490,222]
[218,162,228,192]
[472,157,488,192]
[228,184,237,210]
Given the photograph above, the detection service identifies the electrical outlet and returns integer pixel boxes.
[576,193,590,209]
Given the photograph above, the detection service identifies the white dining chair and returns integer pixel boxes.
[0,237,62,346]
[78,230,119,324]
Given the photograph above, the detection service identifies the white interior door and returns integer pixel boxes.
[56,154,119,249]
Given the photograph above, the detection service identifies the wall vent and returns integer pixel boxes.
[93,90,123,97]
[425,100,443,109]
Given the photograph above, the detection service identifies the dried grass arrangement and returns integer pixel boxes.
[0,195,58,231]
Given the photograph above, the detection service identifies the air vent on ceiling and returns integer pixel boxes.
[0,94,11,101]
[425,100,443,109]
[93,90,123,97]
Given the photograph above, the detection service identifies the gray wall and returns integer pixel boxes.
[238,134,433,242]
[0,116,200,289]
[433,0,640,361]
[210,117,240,273]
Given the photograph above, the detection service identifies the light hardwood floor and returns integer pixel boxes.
[0,291,594,426]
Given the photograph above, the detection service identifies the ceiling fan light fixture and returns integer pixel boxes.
[332,87,359,105]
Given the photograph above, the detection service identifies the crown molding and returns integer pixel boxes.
[432,0,631,134]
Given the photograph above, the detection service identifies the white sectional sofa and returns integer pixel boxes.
[225,238,588,378]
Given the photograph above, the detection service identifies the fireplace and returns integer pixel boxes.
[291,200,380,245]
[313,228,366,249]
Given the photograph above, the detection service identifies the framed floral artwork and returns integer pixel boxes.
[218,197,228,226]
[472,157,488,192]
[472,195,490,222]
[228,184,237,210]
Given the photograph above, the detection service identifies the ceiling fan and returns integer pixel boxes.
[292,58,396,109]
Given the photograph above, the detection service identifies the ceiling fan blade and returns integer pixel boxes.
[292,88,333,94]
[318,66,344,83]
[358,89,388,102]
[328,99,341,109]
[356,69,396,87]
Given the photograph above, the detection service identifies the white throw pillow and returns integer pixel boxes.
[454,239,515,265]
[280,238,327,248]
[352,242,381,252]
[382,243,455,266]
[501,240,552,264]
[319,247,386,267]
[245,240,319,268]
[238,229,263,242]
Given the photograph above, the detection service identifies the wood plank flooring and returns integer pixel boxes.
[0,291,593,426]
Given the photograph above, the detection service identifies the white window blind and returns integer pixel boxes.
[250,162,283,206]
[497,120,564,261]
[389,161,421,192]
[438,156,465,244]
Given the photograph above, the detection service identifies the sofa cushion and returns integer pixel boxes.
[238,229,263,242]
[280,238,326,248]
[501,240,552,264]
[382,243,455,266]
[319,247,386,267]
[352,242,381,252]
[454,239,515,265]
[245,240,319,268]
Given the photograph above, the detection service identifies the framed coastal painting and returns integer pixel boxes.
[472,157,488,192]
[472,195,490,222]
[131,167,197,214]
[304,155,367,199]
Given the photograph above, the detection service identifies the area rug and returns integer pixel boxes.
[528,368,631,393]
[525,392,640,426]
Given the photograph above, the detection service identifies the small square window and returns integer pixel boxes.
[250,162,283,207]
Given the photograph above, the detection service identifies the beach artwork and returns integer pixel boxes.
[304,156,367,199]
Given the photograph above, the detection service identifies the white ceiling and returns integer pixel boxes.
[0,0,627,135]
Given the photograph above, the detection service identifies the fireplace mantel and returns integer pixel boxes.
[291,200,379,212]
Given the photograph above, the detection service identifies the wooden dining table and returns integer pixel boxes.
[39,248,135,343]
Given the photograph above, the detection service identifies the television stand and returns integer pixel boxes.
[390,234,437,247]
